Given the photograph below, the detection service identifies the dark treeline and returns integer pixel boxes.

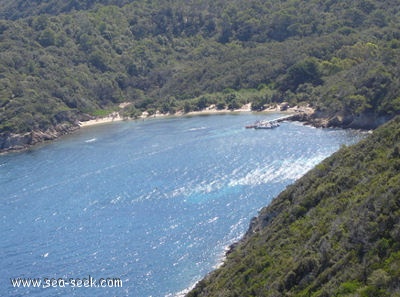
[0,0,400,134]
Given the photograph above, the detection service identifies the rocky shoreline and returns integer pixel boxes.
[286,110,393,130]
[0,109,91,154]
[0,123,80,154]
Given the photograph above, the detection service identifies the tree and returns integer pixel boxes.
[196,96,208,110]
[37,29,56,47]
[251,96,266,111]
[89,51,108,72]
[281,58,323,92]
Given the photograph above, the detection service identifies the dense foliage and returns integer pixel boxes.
[0,0,132,20]
[187,116,400,297]
[1,0,400,135]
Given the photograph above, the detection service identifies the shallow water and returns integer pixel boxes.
[0,114,364,297]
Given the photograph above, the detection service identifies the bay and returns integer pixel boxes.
[0,113,364,297]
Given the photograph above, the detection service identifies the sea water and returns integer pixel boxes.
[0,114,364,297]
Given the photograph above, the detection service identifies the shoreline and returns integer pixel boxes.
[1,103,312,154]
[78,103,312,128]
[78,113,125,127]
[78,105,256,128]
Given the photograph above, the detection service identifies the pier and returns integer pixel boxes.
[245,115,292,129]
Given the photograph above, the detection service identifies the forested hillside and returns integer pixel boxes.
[0,0,131,20]
[1,0,400,150]
[187,115,400,297]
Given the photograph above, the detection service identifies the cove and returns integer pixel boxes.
[0,113,364,297]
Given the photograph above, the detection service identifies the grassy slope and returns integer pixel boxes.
[188,116,400,297]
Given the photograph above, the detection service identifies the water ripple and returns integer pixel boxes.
[0,114,364,297]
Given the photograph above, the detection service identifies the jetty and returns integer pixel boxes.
[245,115,292,130]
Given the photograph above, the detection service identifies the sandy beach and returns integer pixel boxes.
[78,103,314,128]
[79,113,124,127]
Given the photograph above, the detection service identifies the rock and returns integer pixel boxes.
[0,123,80,153]
[0,110,91,153]
[344,112,392,130]
[0,132,31,151]
[287,110,394,130]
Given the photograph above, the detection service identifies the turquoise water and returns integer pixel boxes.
[0,114,364,297]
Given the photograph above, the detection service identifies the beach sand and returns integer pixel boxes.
[78,106,249,128]
[79,113,124,127]
[78,103,313,128]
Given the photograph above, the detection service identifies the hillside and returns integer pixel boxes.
[1,0,400,151]
[187,116,400,297]
[0,0,132,20]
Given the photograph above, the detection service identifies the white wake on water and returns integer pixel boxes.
[135,153,328,204]
[228,154,326,187]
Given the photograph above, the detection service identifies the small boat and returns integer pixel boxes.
[255,121,279,129]
[246,120,280,129]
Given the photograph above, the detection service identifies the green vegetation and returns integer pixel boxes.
[1,0,400,142]
[187,116,400,297]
